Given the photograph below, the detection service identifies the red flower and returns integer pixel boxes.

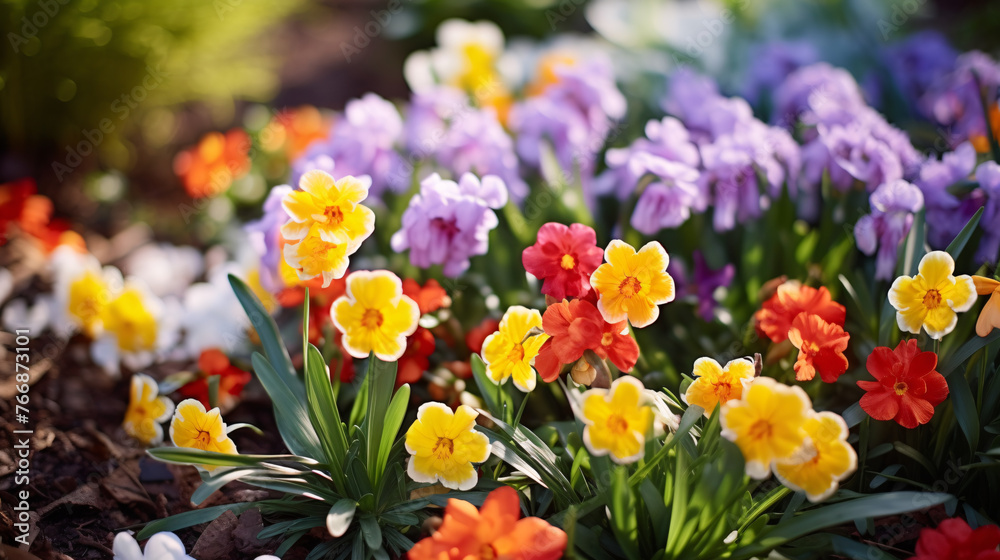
[908,518,1000,560]
[522,222,604,301]
[756,283,846,343]
[787,312,850,382]
[179,349,252,408]
[397,326,436,386]
[858,339,949,429]
[402,278,451,315]
[535,299,639,382]
[466,318,501,355]
[0,178,84,253]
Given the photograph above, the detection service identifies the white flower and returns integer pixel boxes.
[1,296,53,334]
[112,531,194,560]
[404,19,506,93]
[179,264,251,359]
[123,244,204,298]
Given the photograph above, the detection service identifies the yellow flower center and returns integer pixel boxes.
[713,381,736,402]
[195,430,212,447]
[922,289,942,309]
[894,381,908,396]
[433,437,454,459]
[323,205,344,226]
[601,332,614,347]
[361,308,384,329]
[618,276,642,297]
[606,414,629,435]
[560,254,576,270]
[479,544,498,560]
[506,343,525,363]
[748,420,773,441]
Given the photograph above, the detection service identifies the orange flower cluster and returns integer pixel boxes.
[756,283,850,382]
[173,129,251,198]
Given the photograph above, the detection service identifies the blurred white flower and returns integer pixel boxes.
[179,264,251,359]
[91,278,178,377]
[404,19,506,93]
[112,531,194,560]
[1,296,53,333]
[123,243,204,298]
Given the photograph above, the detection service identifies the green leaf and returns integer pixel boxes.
[305,343,349,493]
[948,368,980,452]
[629,405,702,486]
[252,353,324,458]
[376,384,410,490]
[208,374,220,410]
[359,514,383,550]
[364,355,398,490]
[731,492,952,558]
[946,207,985,259]
[147,447,317,467]
[229,274,296,379]
[326,499,357,538]
[137,502,257,539]
[940,331,1000,377]
[608,467,641,560]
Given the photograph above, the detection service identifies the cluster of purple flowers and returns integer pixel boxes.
[920,51,1000,149]
[775,63,923,195]
[668,251,735,322]
[741,40,820,108]
[404,86,527,201]
[508,56,626,203]
[879,31,957,115]
[391,172,508,277]
[291,93,408,198]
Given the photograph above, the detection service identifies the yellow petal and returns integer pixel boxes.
[941,275,976,312]
[917,251,955,289]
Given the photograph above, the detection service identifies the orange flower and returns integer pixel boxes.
[262,106,331,159]
[408,486,566,560]
[173,129,251,198]
[178,349,252,410]
[973,275,1000,337]
[0,178,84,253]
[402,278,451,315]
[756,283,846,343]
[787,313,850,382]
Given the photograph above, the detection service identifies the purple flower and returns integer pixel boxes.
[599,116,701,200]
[974,161,1000,265]
[881,31,957,113]
[509,56,625,202]
[772,63,867,131]
[390,172,507,277]
[916,143,976,248]
[245,184,293,293]
[292,93,408,198]
[629,154,703,234]
[741,40,820,107]
[691,251,734,322]
[663,69,755,143]
[921,51,1000,148]
[854,180,924,280]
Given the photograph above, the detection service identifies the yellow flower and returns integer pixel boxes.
[405,403,491,490]
[590,240,675,328]
[774,412,858,502]
[67,270,111,338]
[720,377,812,479]
[972,275,1000,337]
[283,225,352,288]
[580,376,654,464]
[123,373,174,446]
[773,411,857,502]
[481,306,549,392]
[683,357,756,417]
[280,170,375,248]
[331,270,419,361]
[104,288,158,353]
[888,251,976,339]
[169,398,238,471]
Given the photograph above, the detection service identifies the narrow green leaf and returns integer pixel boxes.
[326,499,357,538]
[365,355,398,490]
[608,467,641,560]
[137,502,257,539]
[948,369,980,452]
[946,207,985,259]
[252,353,324,458]
[229,274,296,379]
[305,343,349,493]
[208,375,220,410]
[376,384,410,488]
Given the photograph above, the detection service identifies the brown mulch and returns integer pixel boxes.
[0,332,319,560]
